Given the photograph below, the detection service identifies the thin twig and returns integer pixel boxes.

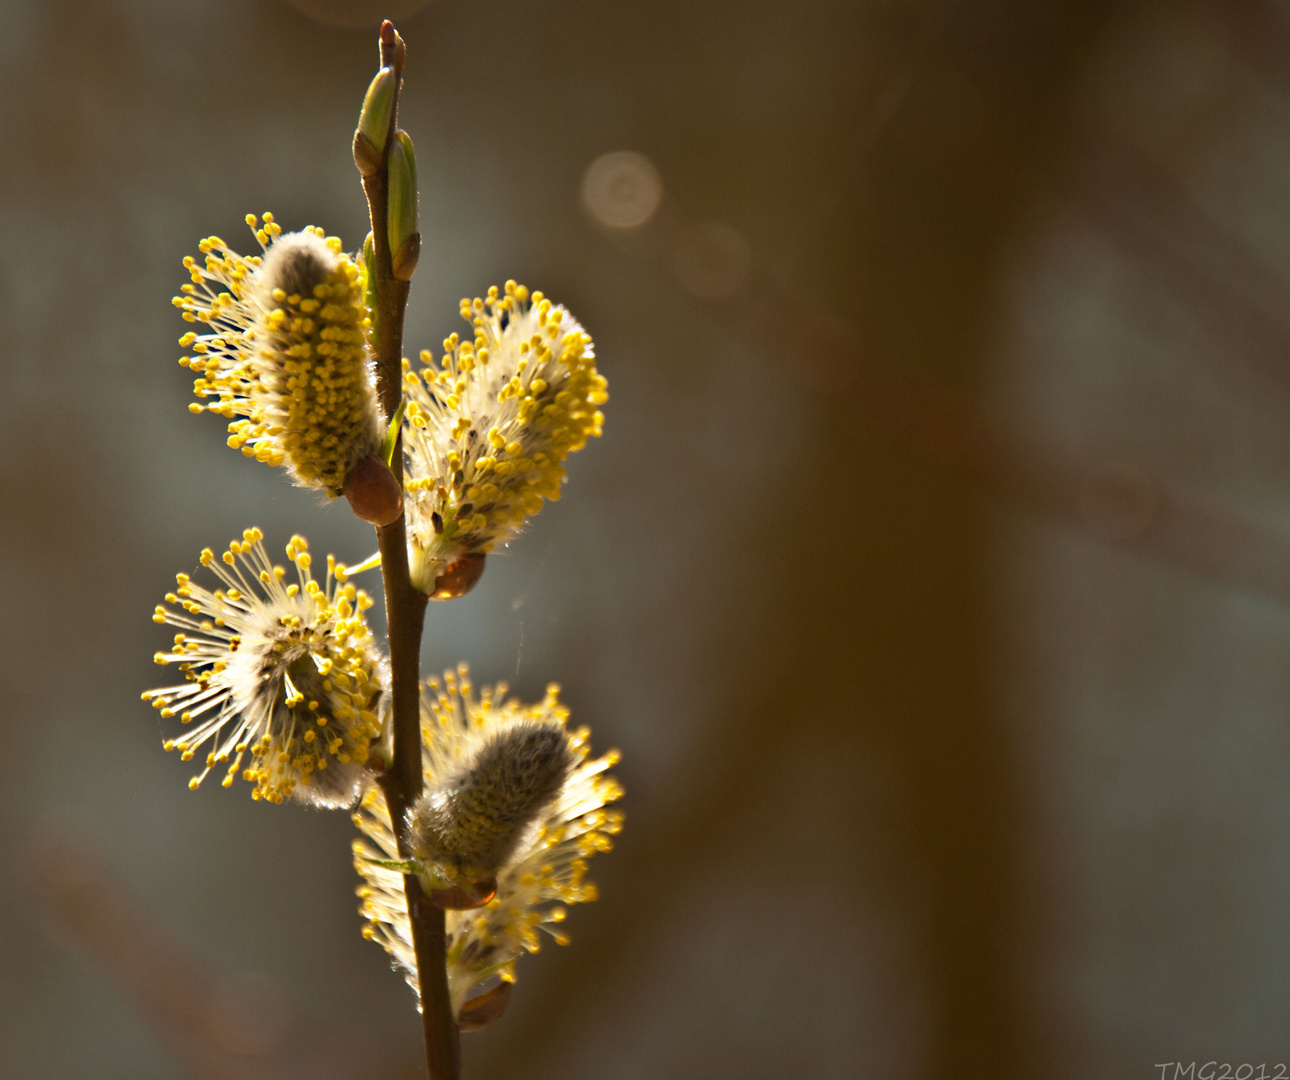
[362,21,459,1080]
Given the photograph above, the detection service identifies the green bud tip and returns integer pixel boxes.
[353,67,395,175]
[358,67,395,150]
[388,131,420,280]
[395,130,417,197]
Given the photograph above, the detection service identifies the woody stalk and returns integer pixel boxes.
[145,20,618,1080]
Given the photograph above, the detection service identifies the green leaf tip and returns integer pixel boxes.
[382,399,408,466]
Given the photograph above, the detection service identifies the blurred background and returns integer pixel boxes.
[4,0,1290,1076]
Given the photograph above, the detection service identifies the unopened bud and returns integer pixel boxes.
[428,553,485,600]
[406,720,576,881]
[458,982,512,1032]
[354,67,396,176]
[343,454,404,526]
[388,131,419,281]
[379,20,405,74]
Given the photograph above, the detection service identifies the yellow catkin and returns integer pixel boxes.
[145,530,385,806]
[175,216,382,496]
[401,282,607,592]
[351,664,622,1015]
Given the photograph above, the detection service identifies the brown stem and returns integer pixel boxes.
[363,20,460,1080]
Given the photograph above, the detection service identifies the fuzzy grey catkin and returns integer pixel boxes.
[256,231,334,301]
[406,720,576,879]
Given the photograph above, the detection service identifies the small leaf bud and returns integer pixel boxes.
[388,131,419,281]
[395,131,417,207]
[354,66,395,175]
[343,453,404,526]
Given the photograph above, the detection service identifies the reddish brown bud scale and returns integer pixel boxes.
[343,454,404,526]
[427,876,497,910]
[392,232,421,281]
[353,130,383,177]
[457,982,512,1032]
[429,553,486,600]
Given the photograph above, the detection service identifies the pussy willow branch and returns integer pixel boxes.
[363,22,460,1080]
